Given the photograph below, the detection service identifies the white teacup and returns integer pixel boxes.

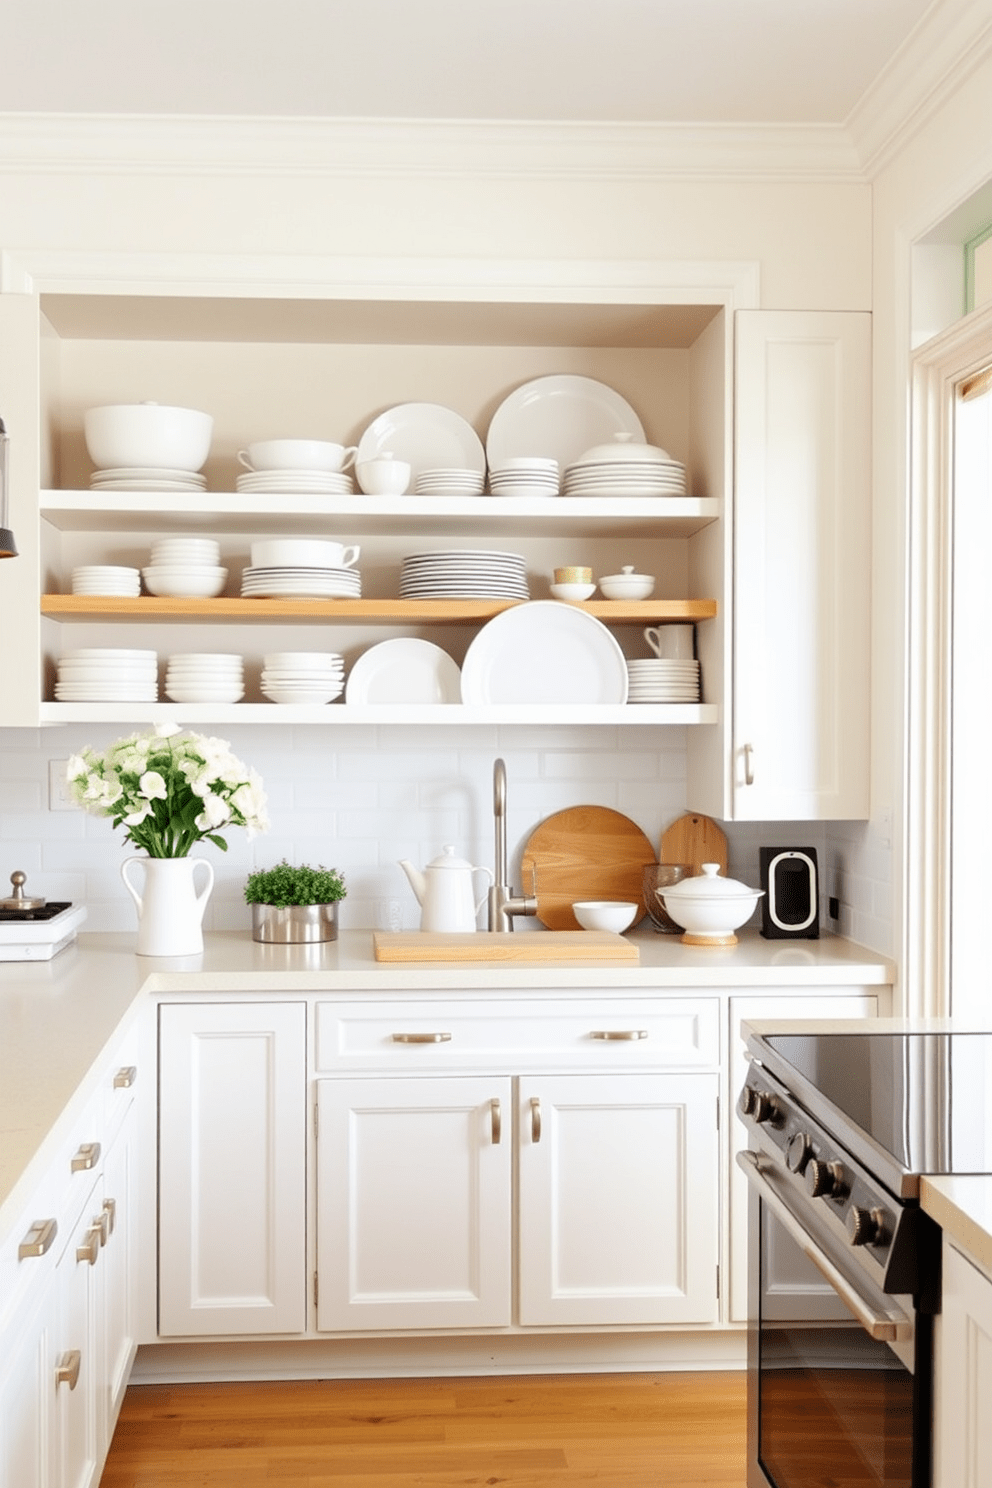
[238,440,358,473]
[356,454,412,496]
[250,538,360,570]
[645,624,696,661]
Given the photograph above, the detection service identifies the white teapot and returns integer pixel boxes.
[398,845,493,933]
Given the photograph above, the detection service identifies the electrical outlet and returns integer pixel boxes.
[48,760,74,811]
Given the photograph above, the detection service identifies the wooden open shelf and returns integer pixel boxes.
[41,596,718,623]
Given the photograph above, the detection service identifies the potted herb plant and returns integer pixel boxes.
[244,859,347,943]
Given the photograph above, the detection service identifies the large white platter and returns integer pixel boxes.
[460,601,628,705]
[486,375,645,472]
[345,639,462,705]
[357,404,486,485]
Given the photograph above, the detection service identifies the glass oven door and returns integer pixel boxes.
[738,1150,929,1488]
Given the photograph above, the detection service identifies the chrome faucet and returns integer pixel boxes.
[488,757,539,932]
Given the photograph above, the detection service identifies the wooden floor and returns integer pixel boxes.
[99,1371,747,1487]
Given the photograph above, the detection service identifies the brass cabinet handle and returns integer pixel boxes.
[102,1196,117,1236]
[55,1351,81,1391]
[71,1141,101,1173]
[590,1029,649,1041]
[490,1098,502,1145]
[97,1208,111,1246]
[530,1096,542,1144]
[743,742,755,786]
[76,1224,101,1266]
[113,1065,137,1089]
[390,1032,452,1044]
[18,1217,57,1261]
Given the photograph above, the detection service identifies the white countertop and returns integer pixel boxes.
[0,926,894,1245]
[922,1176,992,1277]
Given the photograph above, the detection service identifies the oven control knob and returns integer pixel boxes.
[804,1159,848,1199]
[846,1205,889,1247]
[786,1132,811,1174]
[741,1090,783,1126]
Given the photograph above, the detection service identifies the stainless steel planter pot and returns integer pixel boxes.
[250,901,339,943]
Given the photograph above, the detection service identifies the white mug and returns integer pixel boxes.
[645,624,695,661]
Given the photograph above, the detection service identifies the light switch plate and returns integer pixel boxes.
[48,760,74,811]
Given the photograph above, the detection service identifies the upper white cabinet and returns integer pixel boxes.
[728,310,871,820]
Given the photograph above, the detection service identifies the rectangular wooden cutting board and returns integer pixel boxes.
[373,931,640,963]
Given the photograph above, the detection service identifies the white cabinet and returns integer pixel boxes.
[730,310,871,819]
[518,1072,719,1327]
[934,1239,992,1488]
[0,1238,56,1488]
[157,1001,307,1336]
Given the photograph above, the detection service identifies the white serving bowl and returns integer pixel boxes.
[572,900,639,933]
[598,566,656,601]
[165,685,245,703]
[659,863,763,946]
[550,582,597,602]
[356,456,412,496]
[141,566,228,598]
[250,539,360,570]
[239,439,357,473]
[84,403,213,473]
[575,433,672,465]
[262,686,343,705]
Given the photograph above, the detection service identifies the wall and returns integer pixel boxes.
[0,117,876,942]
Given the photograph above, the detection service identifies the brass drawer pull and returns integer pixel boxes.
[530,1096,542,1143]
[390,1032,452,1044]
[590,1029,649,1041]
[18,1217,57,1260]
[113,1065,137,1089]
[55,1351,81,1391]
[490,1098,502,1145]
[71,1141,101,1173]
[76,1224,101,1267]
[102,1196,117,1236]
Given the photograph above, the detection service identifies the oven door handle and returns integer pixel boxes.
[736,1150,912,1343]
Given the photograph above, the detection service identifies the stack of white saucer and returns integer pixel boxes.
[625,659,701,703]
[164,653,244,704]
[55,648,158,702]
[488,458,559,498]
[89,466,206,494]
[70,565,141,597]
[262,651,345,705]
[415,467,486,497]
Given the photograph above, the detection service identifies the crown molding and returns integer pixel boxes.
[848,0,992,178]
[0,112,863,183]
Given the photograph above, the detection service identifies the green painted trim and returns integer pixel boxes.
[964,222,992,314]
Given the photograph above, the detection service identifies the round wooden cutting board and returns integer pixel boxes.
[520,806,656,930]
[659,812,728,877]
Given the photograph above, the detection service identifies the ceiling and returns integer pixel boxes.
[0,0,942,126]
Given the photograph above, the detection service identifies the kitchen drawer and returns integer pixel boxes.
[314,997,720,1073]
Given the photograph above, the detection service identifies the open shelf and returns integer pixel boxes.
[39,701,720,726]
[41,595,718,624]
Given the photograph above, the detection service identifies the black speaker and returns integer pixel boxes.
[759,847,819,939]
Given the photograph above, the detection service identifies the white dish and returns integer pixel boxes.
[549,582,596,601]
[164,686,245,703]
[356,403,486,486]
[142,566,228,598]
[597,568,655,600]
[572,900,639,933]
[486,375,645,472]
[460,601,628,706]
[262,686,343,705]
[345,639,461,705]
[90,478,208,493]
[264,651,343,668]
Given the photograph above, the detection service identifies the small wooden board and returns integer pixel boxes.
[520,805,656,931]
[659,812,728,876]
[373,931,639,963]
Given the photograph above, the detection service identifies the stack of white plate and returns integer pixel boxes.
[625,658,701,703]
[414,467,486,497]
[241,565,361,599]
[55,648,158,702]
[164,653,244,704]
[236,469,354,496]
[400,550,530,600]
[90,467,207,493]
[488,458,560,498]
[70,565,141,597]
[143,536,227,598]
[563,454,687,498]
[262,651,345,705]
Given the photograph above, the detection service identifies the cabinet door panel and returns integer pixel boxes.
[733,310,871,819]
[518,1072,719,1327]
[0,1272,55,1488]
[935,1241,992,1488]
[56,1193,101,1488]
[100,1111,137,1435]
[316,1076,512,1332]
[158,1002,306,1336]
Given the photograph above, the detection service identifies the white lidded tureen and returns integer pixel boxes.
[659,862,763,946]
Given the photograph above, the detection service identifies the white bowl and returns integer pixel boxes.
[356,457,412,496]
[572,900,639,933]
[84,403,213,473]
[598,567,656,601]
[164,685,245,703]
[264,651,342,668]
[550,582,597,602]
[239,440,356,473]
[575,433,672,465]
[142,566,228,598]
[250,539,360,570]
[659,863,763,945]
[262,686,342,705]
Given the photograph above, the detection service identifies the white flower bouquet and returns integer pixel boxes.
[66,722,269,858]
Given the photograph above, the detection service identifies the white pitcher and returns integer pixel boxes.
[398,846,492,933]
[120,856,215,956]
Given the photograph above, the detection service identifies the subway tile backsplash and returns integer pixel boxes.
[0,724,892,955]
